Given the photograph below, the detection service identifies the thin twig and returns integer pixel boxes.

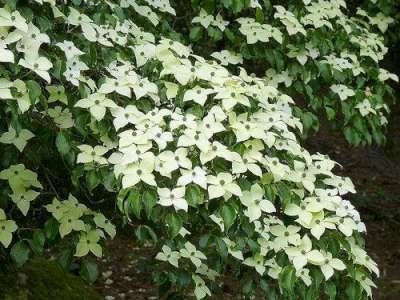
[43,168,61,199]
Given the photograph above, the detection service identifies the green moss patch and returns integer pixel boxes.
[0,258,102,300]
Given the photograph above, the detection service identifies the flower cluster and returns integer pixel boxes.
[179,0,398,145]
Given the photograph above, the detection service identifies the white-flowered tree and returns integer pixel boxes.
[0,0,385,299]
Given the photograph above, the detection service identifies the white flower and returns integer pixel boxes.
[18,56,53,83]
[192,275,211,299]
[212,14,229,31]
[210,50,243,66]
[285,235,325,270]
[320,252,346,280]
[0,126,34,152]
[200,141,241,165]
[157,187,188,212]
[77,145,108,165]
[330,84,355,101]
[98,77,132,97]
[192,9,213,28]
[121,157,156,188]
[183,86,215,106]
[111,105,144,130]
[243,253,265,275]
[240,184,275,222]
[270,225,301,251]
[355,99,376,116]
[56,40,85,59]
[177,167,208,189]
[177,128,210,152]
[207,173,242,200]
[75,93,117,121]
[0,8,28,32]
[155,245,180,268]
[180,242,206,267]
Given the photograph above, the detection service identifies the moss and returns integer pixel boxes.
[0,258,103,300]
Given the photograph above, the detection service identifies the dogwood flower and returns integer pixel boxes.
[93,213,116,238]
[157,187,188,212]
[212,13,229,31]
[18,56,53,83]
[319,251,346,280]
[47,106,74,129]
[180,242,207,267]
[355,99,376,116]
[59,209,85,238]
[211,50,243,66]
[77,145,108,165]
[75,93,117,121]
[120,158,156,188]
[98,77,132,98]
[9,189,40,216]
[46,85,68,105]
[285,235,325,270]
[210,214,224,232]
[56,40,85,59]
[75,229,103,257]
[207,173,241,200]
[296,268,312,286]
[240,184,275,222]
[0,164,42,193]
[284,202,314,225]
[192,275,211,299]
[0,126,34,152]
[178,128,210,152]
[156,245,180,267]
[192,9,213,28]
[177,167,208,189]
[200,141,241,164]
[355,271,376,298]
[243,253,265,275]
[183,86,214,106]
[270,224,301,251]
[0,209,18,248]
[0,8,28,32]
[330,84,355,101]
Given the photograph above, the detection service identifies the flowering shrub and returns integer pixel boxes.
[0,0,382,299]
[165,0,398,145]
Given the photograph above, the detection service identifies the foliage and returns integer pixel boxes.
[0,0,385,299]
[163,0,399,146]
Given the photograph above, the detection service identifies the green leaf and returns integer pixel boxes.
[44,218,59,241]
[143,189,157,219]
[80,260,99,284]
[278,265,296,294]
[189,26,203,42]
[325,281,337,300]
[135,225,158,244]
[185,184,204,207]
[55,131,71,156]
[207,27,223,41]
[10,241,30,267]
[30,229,45,255]
[58,249,73,271]
[128,189,142,219]
[220,204,236,231]
[26,80,42,105]
[86,170,101,192]
[165,212,182,238]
